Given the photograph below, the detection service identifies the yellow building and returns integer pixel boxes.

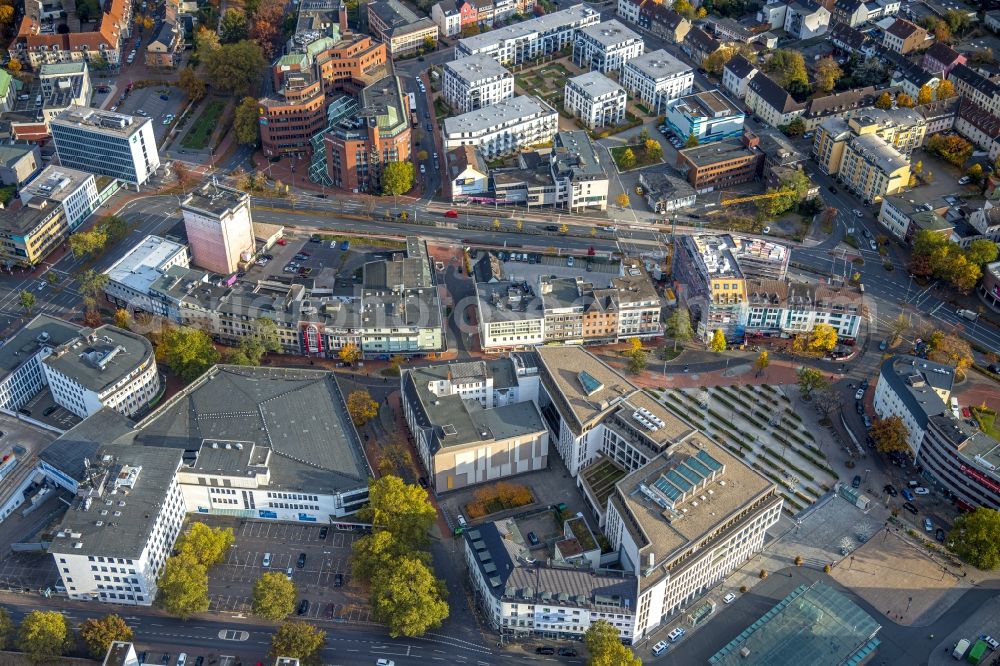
[812,108,925,176]
[839,133,910,204]
[0,198,69,268]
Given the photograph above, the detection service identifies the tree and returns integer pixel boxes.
[339,342,361,364]
[917,84,933,105]
[619,148,636,169]
[628,349,647,374]
[79,269,110,304]
[667,308,693,351]
[156,325,220,382]
[616,193,630,208]
[0,608,10,649]
[783,117,806,137]
[252,572,296,621]
[912,160,923,175]
[874,91,893,110]
[926,133,972,166]
[703,46,740,76]
[219,8,250,42]
[194,26,221,58]
[0,5,14,25]
[78,614,134,659]
[158,553,209,618]
[176,522,234,567]
[673,0,695,18]
[936,79,955,100]
[808,323,838,352]
[627,337,643,354]
[896,92,914,108]
[943,8,969,34]
[797,367,827,400]
[764,49,808,89]
[357,475,436,549]
[888,313,910,344]
[347,389,379,426]
[236,316,281,365]
[645,138,663,161]
[949,507,1000,569]
[416,149,429,162]
[113,308,131,330]
[709,329,726,352]
[966,239,999,266]
[17,611,70,661]
[205,40,266,96]
[814,57,843,93]
[268,622,326,665]
[558,223,569,234]
[927,331,973,374]
[868,415,910,454]
[352,530,423,583]
[19,290,35,315]
[234,96,260,146]
[69,228,108,257]
[382,161,415,197]
[753,350,770,376]
[370,555,449,637]
[638,128,650,144]
[814,386,841,419]
[966,163,984,185]
[584,620,641,666]
[684,133,699,148]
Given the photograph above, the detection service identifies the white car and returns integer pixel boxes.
[855,388,865,400]
[869,239,877,251]
[853,209,863,218]
[958,176,971,185]
[762,226,771,234]
[668,627,686,642]
[723,592,737,604]
[914,487,930,495]
[652,640,669,656]
[376,660,395,666]
[419,164,426,174]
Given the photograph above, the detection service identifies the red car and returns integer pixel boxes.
[444,210,459,218]
[962,407,971,418]
[276,238,287,246]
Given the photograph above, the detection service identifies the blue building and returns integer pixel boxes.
[665,89,745,145]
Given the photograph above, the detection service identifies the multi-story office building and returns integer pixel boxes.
[181,183,255,276]
[564,71,627,130]
[672,234,747,341]
[455,4,600,66]
[401,359,548,492]
[838,133,909,204]
[475,279,547,350]
[258,72,328,158]
[0,197,68,268]
[42,325,160,419]
[443,95,558,158]
[50,445,186,606]
[0,315,83,412]
[873,354,956,457]
[550,130,609,211]
[443,55,514,114]
[367,0,439,57]
[38,62,93,120]
[664,90,744,145]
[675,133,763,192]
[572,20,644,74]
[104,235,190,317]
[49,107,160,186]
[742,279,863,342]
[318,75,412,193]
[19,166,99,231]
[621,49,693,115]
[918,414,1000,511]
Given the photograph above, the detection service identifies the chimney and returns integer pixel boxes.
[339,1,349,32]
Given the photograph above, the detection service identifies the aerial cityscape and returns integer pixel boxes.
[0,0,998,662]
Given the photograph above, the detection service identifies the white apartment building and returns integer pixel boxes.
[550,130,609,211]
[443,95,558,158]
[722,55,757,101]
[443,54,514,114]
[455,4,600,66]
[431,0,462,37]
[104,235,190,317]
[49,107,160,187]
[0,315,83,413]
[19,165,99,231]
[621,49,693,115]
[742,280,864,341]
[42,325,160,419]
[50,446,186,606]
[873,355,955,457]
[564,71,627,130]
[181,182,255,276]
[475,280,547,350]
[572,20,644,74]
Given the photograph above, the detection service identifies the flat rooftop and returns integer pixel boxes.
[457,4,599,53]
[848,133,908,173]
[679,135,755,168]
[552,130,607,181]
[879,355,954,429]
[50,105,151,138]
[0,314,82,376]
[444,54,511,84]
[566,70,624,99]
[680,234,744,280]
[610,391,695,452]
[709,582,882,666]
[536,346,635,433]
[105,235,187,294]
[476,280,545,323]
[576,19,642,47]
[624,49,691,81]
[444,95,553,136]
[49,444,184,559]
[181,182,249,218]
[671,89,742,119]
[929,413,1000,482]
[43,325,155,395]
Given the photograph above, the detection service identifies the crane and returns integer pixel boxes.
[718,188,798,206]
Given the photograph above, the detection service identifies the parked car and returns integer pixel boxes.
[863,414,872,428]
[297,599,309,615]
[936,528,946,543]
[902,501,918,514]
[869,239,878,251]
[527,531,540,546]
[901,488,915,501]
[535,647,555,655]
[334,573,343,587]
[855,388,865,400]
[959,176,971,185]
[668,627,686,642]
[828,186,837,193]
[856,401,864,414]
[762,226,771,234]
[544,225,559,231]
[324,603,335,619]
[914,487,930,495]
[884,484,897,497]
[652,641,669,656]
[923,517,933,531]
[879,339,887,351]
[723,592,737,604]
[851,475,861,488]
[557,648,578,657]
[981,635,999,650]
[297,552,307,568]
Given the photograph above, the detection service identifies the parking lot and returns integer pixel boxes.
[112,84,184,144]
[239,235,387,294]
[195,517,374,624]
[19,389,82,431]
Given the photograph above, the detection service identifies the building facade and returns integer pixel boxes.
[181,183,255,276]
[19,165,99,231]
[49,107,160,186]
[572,20,644,74]
[443,55,514,114]
[456,4,600,65]
[665,90,745,145]
[443,95,558,158]
[873,354,955,457]
[620,49,694,115]
[564,72,627,130]
[675,133,763,193]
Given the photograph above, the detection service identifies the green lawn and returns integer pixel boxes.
[973,406,1000,439]
[181,99,226,150]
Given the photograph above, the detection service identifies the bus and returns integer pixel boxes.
[407,92,416,112]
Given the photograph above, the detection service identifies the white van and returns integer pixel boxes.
[263,552,272,567]
[34,95,42,107]
[652,640,668,656]
[176,654,187,666]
